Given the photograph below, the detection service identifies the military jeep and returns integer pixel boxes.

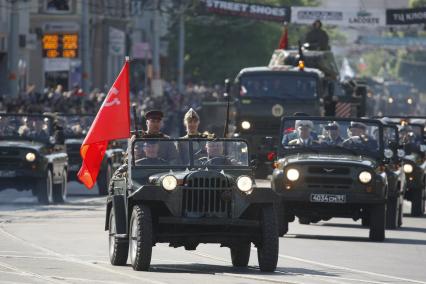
[272,117,388,241]
[59,114,125,195]
[0,114,68,204]
[105,138,278,272]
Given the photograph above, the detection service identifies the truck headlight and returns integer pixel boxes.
[162,175,177,191]
[286,168,300,181]
[241,121,251,130]
[358,171,372,184]
[403,164,414,174]
[25,152,36,162]
[237,176,253,193]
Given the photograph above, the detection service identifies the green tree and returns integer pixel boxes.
[166,0,318,84]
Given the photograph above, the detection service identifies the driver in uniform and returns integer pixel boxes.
[198,141,234,166]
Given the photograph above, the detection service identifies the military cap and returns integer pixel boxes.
[324,121,339,130]
[349,121,367,129]
[295,120,313,129]
[145,110,163,120]
[184,108,199,121]
[143,140,159,146]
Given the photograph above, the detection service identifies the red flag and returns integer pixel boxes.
[278,24,288,50]
[78,59,131,189]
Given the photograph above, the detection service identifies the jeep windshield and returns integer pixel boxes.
[239,73,318,99]
[60,115,94,138]
[132,139,249,168]
[280,118,383,159]
[0,114,53,143]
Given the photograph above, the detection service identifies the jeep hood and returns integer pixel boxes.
[283,154,377,167]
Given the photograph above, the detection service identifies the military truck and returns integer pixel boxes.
[272,117,388,241]
[199,48,366,177]
[59,114,125,196]
[0,114,68,204]
[380,81,418,116]
[106,138,278,272]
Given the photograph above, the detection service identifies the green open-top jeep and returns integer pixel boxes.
[105,138,278,272]
[272,117,388,241]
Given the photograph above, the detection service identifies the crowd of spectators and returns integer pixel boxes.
[0,81,225,137]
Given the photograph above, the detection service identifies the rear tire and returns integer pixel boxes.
[36,170,53,205]
[274,202,288,237]
[52,169,67,203]
[411,187,425,217]
[369,203,386,242]
[386,197,398,229]
[98,162,112,196]
[129,204,153,271]
[109,209,129,266]
[230,242,251,268]
[257,206,278,272]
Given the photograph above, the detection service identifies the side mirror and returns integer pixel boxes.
[384,148,394,159]
[420,145,426,152]
[397,149,405,158]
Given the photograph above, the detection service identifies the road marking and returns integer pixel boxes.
[0,260,67,283]
[0,227,167,284]
[278,254,426,284]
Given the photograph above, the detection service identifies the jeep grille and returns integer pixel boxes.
[305,166,353,189]
[183,175,231,218]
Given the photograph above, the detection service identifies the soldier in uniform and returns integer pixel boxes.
[181,108,211,138]
[305,20,330,51]
[142,110,170,138]
[135,141,167,166]
[322,121,344,145]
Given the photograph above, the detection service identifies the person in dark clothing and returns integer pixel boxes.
[135,141,167,166]
[305,20,330,51]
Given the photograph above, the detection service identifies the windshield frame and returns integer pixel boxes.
[131,138,251,170]
[278,116,385,160]
[59,114,95,139]
[237,71,320,100]
[0,113,54,143]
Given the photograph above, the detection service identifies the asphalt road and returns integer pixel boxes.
[0,181,425,284]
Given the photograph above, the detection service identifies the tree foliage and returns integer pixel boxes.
[166,0,318,84]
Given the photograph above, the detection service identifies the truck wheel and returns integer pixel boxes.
[369,203,386,242]
[386,197,398,229]
[36,170,53,205]
[52,170,67,204]
[230,242,251,267]
[257,206,278,272]
[98,162,112,196]
[109,209,128,265]
[129,204,153,271]
[411,187,425,217]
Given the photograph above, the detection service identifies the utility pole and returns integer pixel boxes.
[177,0,185,94]
[151,0,162,96]
[81,0,92,94]
[8,0,19,97]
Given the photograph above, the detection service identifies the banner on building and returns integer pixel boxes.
[386,7,426,25]
[358,36,426,47]
[199,0,290,22]
[291,7,386,27]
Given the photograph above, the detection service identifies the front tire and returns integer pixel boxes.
[98,162,112,196]
[386,197,398,229]
[37,170,53,205]
[109,209,129,265]
[411,187,425,217]
[52,169,67,203]
[257,206,278,272]
[369,203,386,242]
[230,242,251,268]
[129,204,153,271]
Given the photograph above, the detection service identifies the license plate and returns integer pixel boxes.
[0,170,16,178]
[310,194,346,203]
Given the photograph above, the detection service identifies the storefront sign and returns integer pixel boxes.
[387,7,426,25]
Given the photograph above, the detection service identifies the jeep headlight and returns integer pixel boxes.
[241,121,251,130]
[358,171,372,184]
[25,152,36,162]
[161,175,177,191]
[237,176,253,193]
[403,164,414,174]
[286,168,300,182]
